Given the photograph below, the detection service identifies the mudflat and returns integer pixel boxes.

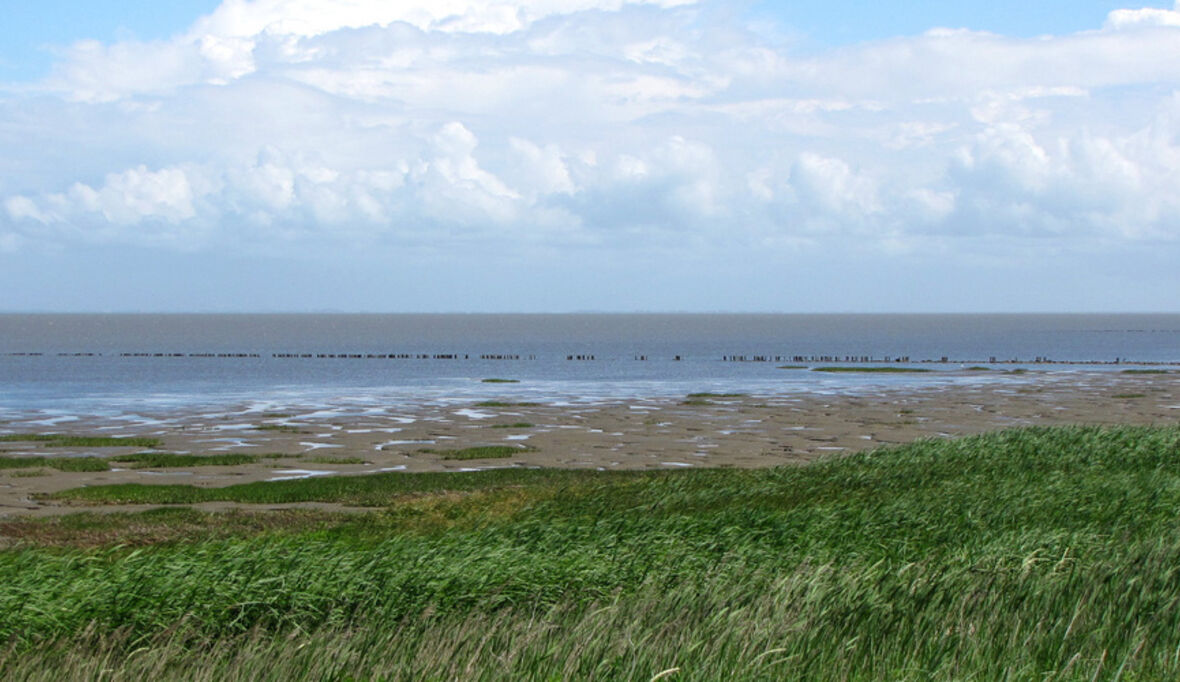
[1,371,1177,516]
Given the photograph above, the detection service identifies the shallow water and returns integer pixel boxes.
[1,313,1177,420]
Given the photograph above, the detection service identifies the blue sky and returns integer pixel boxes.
[1,0,1179,312]
[0,1,219,81]
[752,1,1174,44]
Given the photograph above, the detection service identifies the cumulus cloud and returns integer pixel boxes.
[790,153,880,222]
[7,166,203,227]
[1105,2,1180,29]
[3,0,1180,265]
[42,0,701,101]
[195,0,697,39]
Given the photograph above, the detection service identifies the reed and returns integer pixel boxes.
[6,425,1180,679]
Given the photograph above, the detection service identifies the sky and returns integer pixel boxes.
[1,0,1179,312]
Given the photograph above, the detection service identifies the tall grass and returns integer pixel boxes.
[48,466,615,506]
[5,425,1180,678]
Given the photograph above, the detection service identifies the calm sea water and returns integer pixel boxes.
[1,314,1178,415]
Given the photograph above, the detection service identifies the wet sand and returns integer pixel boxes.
[1,371,1177,517]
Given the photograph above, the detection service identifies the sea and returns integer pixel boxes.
[1,314,1178,418]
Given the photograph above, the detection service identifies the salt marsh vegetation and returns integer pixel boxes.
[4,426,1180,679]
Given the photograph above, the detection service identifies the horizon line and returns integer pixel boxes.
[3,310,1180,316]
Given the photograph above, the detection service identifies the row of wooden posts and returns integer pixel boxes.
[2,352,1177,365]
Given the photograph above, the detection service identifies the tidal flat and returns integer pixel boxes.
[0,370,1177,516]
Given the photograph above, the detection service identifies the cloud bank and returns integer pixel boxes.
[1,0,1179,309]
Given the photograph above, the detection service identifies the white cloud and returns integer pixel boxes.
[9,166,207,229]
[3,0,1180,265]
[231,148,297,211]
[193,0,698,40]
[1105,3,1180,29]
[904,188,956,224]
[790,153,880,220]
[508,138,575,196]
[98,165,204,224]
[415,121,522,224]
[4,196,47,223]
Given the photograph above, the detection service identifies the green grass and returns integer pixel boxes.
[420,446,530,461]
[1122,369,1170,374]
[111,453,259,468]
[811,366,931,373]
[776,365,808,370]
[305,456,367,465]
[0,455,109,472]
[686,392,747,398]
[0,434,161,448]
[490,423,533,429]
[251,424,305,433]
[965,366,993,371]
[47,466,595,506]
[8,425,1180,679]
[0,507,359,549]
[480,378,520,383]
[1114,393,1147,399]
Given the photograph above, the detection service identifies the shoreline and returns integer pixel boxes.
[1,371,1177,517]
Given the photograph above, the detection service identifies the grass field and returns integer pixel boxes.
[3,425,1180,679]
